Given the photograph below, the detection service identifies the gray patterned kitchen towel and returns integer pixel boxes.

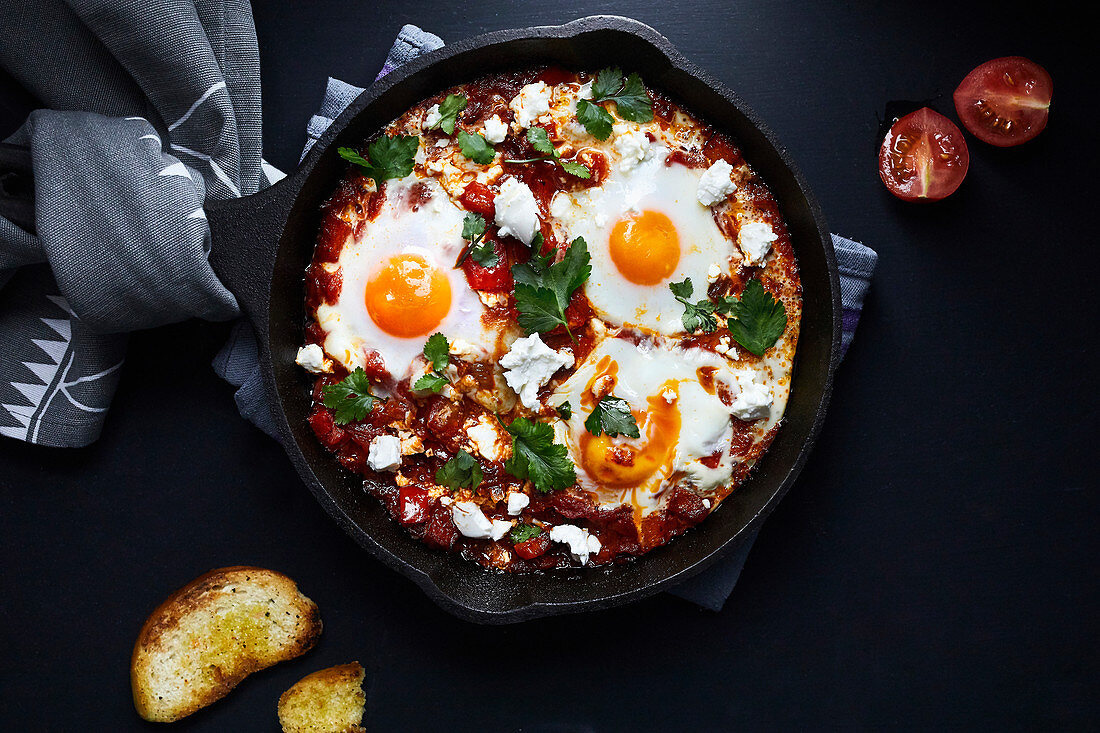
[0,0,281,446]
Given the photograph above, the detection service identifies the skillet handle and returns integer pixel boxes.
[207,176,300,333]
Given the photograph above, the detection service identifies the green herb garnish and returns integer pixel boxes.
[454,212,498,268]
[457,130,496,165]
[321,368,377,424]
[502,417,576,494]
[429,94,467,135]
[511,236,591,341]
[504,128,590,179]
[715,279,788,356]
[584,396,640,438]
[556,401,572,420]
[509,523,543,544]
[337,134,419,188]
[412,333,450,393]
[670,277,717,334]
[435,449,483,490]
[575,67,654,139]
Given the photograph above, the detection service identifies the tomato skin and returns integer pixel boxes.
[460,181,496,219]
[878,107,969,202]
[461,234,514,291]
[954,57,1052,147]
[514,533,550,559]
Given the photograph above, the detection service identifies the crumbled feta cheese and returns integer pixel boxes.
[730,376,773,421]
[715,336,737,357]
[509,81,552,129]
[425,157,444,174]
[490,519,513,541]
[451,501,494,539]
[467,416,504,461]
[613,126,652,171]
[500,333,575,410]
[507,492,530,516]
[439,495,453,506]
[295,344,331,373]
[703,498,712,509]
[549,524,602,565]
[424,104,442,129]
[398,430,424,456]
[738,221,778,266]
[662,388,677,404]
[482,114,508,144]
[434,138,450,148]
[707,262,722,282]
[577,80,593,100]
[493,177,540,246]
[367,435,402,472]
[697,159,737,206]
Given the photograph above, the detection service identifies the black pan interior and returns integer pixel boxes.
[262,17,839,623]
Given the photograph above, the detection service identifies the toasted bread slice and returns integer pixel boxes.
[131,566,322,722]
[278,662,366,733]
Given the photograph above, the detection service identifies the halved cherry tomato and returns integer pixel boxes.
[514,532,550,559]
[397,486,431,525]
[878,107,969,202]
[461,234,513,292]
[954,57,1052,147]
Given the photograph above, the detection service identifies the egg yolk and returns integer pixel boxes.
[608,210,681,285]
[580,382,681,488]
[365,254,451,338]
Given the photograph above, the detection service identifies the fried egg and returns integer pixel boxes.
[552,146,736,336]
[316,175,504,378]
[552,336,765,515]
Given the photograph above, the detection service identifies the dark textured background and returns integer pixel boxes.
[0,1,1095,730]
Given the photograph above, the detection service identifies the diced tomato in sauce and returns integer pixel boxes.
[461,235,514,292]
[398,486,432,525]
[514,532,550,559]
[460,181,496,219]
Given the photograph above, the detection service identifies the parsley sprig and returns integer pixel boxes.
[509,523,543,544]
[502,417,576,494]
[670,277,718,334]
[457,130,496,165]
[454,212,497,268]
[584,396,640,438]
[504,128,591,179]
[321,368,377,424]
[556,401,572,420]
[575,67,654,140]
[427,94,467,135]
[435,449,483,491]
[337,134,419,188]
[412,333,450,393]
[715,280,788,356]
[511,236,591,342]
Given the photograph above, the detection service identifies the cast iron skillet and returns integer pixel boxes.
[1,16,840,623]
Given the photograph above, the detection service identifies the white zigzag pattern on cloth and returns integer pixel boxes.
[0,299,74,441]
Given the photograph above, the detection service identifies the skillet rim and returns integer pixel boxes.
[248,15,841,623]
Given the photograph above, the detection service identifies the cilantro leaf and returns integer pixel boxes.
[461,212,486,242]
[469,241,499,268]
[423,333,449,372]
[584,396,640,438]
[511,237,591,341]
[457,130,495,165]
[591,67,624,99]
[527,126,556,156]
[612,72,654,123]
[530,232,544,253]
[575,98,614,140]
[510,523,543,544]
[337,134,419,188]
[556,401,572,420]
[435,449,483,490]
[503,417,576,493]
[413,372,448,393]
[670,277,717,334]
[560,160,592,179]
[717,279,788,356]
[435,94,467,135]
[321,368,376,424]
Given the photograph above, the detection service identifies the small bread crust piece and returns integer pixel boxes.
[131,566,322,722]
[278,662,367,733]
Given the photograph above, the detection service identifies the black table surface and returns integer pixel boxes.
[1,1,1095,730]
